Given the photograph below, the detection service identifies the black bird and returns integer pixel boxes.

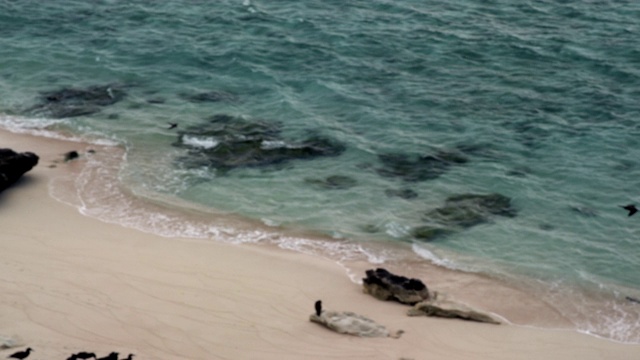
[621,204,638,217]
[7,348,33,360]
[167,122,178,130]
[120,354,135,360]
[73,352,97,359]
[314,300,322,316]
[96,352,118,360]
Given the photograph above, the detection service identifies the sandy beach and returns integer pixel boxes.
[1,129,638,360]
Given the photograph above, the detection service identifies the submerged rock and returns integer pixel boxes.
[376,150,468,182]
[173,114,345,171]
[408,293,500,325]
[0,149,39,192]
[410,226,454,241]
[26,84,127,118]
[385,188,418,199]
[425,193,517,228]
[310,301,402,338]
[362,268,430,305]
[180,90,239,103]
[412,193,516,241]
[305,175,357,190]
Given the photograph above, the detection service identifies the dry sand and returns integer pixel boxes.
[0,129,638,360]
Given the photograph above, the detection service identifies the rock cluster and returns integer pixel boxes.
[362,268,500,325]
[173,114,345,172]
[25,84,127,118]
[0,149,39,192]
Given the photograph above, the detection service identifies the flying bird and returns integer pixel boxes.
[167,122,178,130]
[621,204,638,217]
[314,300,322,316]
[7,348,33,360]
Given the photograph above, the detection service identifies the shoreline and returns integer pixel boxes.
[1,128,639,359]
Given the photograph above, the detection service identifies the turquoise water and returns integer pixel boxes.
[2,0,640,342]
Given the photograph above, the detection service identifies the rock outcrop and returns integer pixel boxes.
[0,149,39,192]
[362,268,430,305]
[407,293,500,324]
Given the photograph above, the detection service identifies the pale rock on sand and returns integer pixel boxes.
[408,292,500,324]
[0,335,18,350]
[309,302,403,338]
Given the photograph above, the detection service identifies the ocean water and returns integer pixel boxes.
[2,0,640,343]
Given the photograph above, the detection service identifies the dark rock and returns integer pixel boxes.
[376,149,468,182]
[64,151,80,162]
[408,293,500,324]
[385,188,418,199]
[305,175,357,190]
[362,268,430,305]
[425,193,517,228]
[173,114,345,171]
[26,84,127,118]
[0,149,39,192]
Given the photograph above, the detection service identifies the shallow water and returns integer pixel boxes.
[2,0,640,343]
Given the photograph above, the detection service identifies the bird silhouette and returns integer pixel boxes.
[120,354,135,360]
[167,122,178,130]
[71,352,97,360]
[621,204,638,217]
[314,300,322,316]
[7,348,32,360]
[96,352,118,360]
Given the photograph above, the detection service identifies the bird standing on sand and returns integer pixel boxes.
[314,300,322,316]
[7,348,32,360]
[71,352,97,360]
[96,352,118,360]
[621,204,638,217]
[120,354,135,360]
